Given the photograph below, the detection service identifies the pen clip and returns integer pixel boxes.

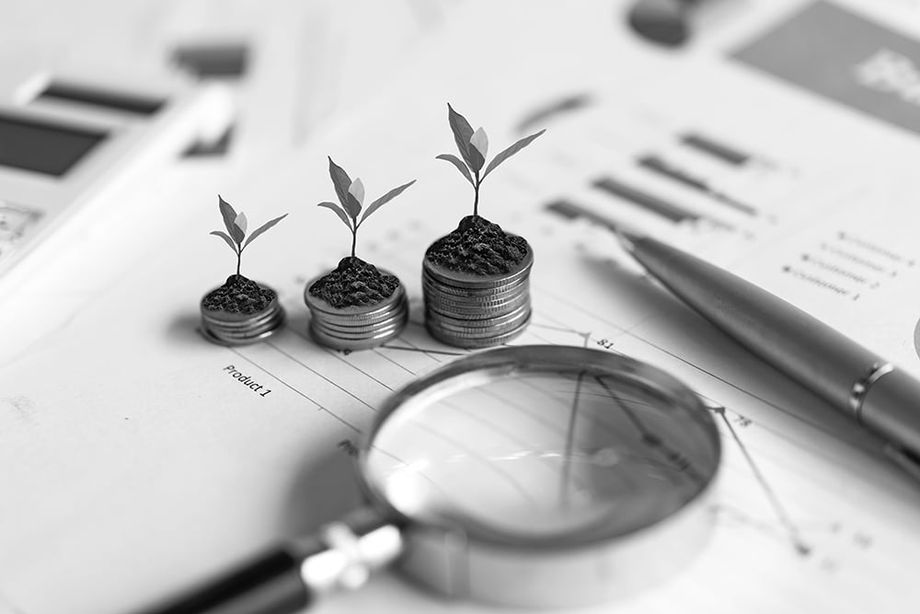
[883,443,920,483]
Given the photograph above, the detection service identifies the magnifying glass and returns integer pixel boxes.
[143,345,720,613]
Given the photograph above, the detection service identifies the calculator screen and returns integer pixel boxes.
[0,113,107,177]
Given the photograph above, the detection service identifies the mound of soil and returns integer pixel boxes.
[309,257,399,308]
[425,215,528,275]
[202,275,276,314]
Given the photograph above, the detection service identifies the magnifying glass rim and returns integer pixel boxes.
[356,344,721,551]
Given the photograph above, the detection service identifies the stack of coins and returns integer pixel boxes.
[200,297,285,345]
[305,282,409,350]
[423,250,533,348]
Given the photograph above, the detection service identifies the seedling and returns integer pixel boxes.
[210,195,287,277]
[317,157,415,258]
[437,104,544,217]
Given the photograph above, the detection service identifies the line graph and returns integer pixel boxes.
[199,270,882,570]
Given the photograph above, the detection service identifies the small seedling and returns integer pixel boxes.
[210,195,287,277]
[437,103,544,217]
[317,157,415,258]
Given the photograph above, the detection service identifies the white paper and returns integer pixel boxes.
[2,1,920,613]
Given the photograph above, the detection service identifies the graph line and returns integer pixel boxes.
[265,340,379,414]
[227,346,361,433]
[714,406,811,556]
[379,343,465,357]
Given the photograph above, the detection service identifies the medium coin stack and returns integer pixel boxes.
[305,281,409,350]
[200,297,285,345]
[423,250,533,348]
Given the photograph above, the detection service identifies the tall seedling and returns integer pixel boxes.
[436,104,544,217]
[317,157,415,258]
[210,195,287,277]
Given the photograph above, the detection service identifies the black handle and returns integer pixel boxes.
[141,548,312,614]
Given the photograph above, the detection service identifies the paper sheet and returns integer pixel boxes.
[2,1,920,613]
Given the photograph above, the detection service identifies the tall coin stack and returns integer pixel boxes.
[423,250,533,348]
[305,281,409,351]
[200,296,285,345]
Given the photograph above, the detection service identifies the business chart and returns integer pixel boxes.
[4,1,920,612]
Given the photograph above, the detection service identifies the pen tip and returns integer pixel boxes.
[614,227,644,253]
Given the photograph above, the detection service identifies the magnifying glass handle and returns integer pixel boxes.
[138,548,312,614]
[137,510,403,614]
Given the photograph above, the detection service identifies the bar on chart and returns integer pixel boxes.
[637,154,758,216]
[592,176,700,224]
[679,132,751,166]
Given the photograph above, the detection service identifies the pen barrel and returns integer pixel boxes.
[629,237,885,414]
[861,370,920,457]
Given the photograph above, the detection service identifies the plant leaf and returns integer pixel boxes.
[348,178,365,206]
[343,194,362,222]
[436,153,474,186]
[470,127,489,160]
[317,201,352,230]
[218,195,238,238]
[447,103,475,167]
[467,142,485,173]
[210,230,238,254]
[482,129,545,179]
[233,211,248,236]
[328,157,353,209]
[242,213,287,250]
[343,177,363,222]
[360,180,415,225]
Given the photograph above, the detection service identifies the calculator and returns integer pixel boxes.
[0,63,232,283]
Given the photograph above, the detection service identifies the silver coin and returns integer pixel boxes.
[424,303,528,325]
[310,290,408,326]
[422,248,533,290]
[421,277,528,303]
[426,308,531,335]
[421,244,533,348]
[425,289,530,316]
[310,322,404,350]
[304,273,405,318]
[421,265,530,289]
[314,311,406,332]
[422,264,532,295]
[313,313,400,329]
[426,313,532,348]
[201,297,285,346]
[310,304,405,326]
[312,321,407,341]
[306,272,409,350]
[424,282,530,313]
[210,308,285,334]
[426,306,530,329]
[201,307,282,329]
[314,315,408,337]
[201,325,280,346]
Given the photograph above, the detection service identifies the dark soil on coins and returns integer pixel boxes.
[425,215,528,275]
[202,274,276,314]
[309,257,399,308]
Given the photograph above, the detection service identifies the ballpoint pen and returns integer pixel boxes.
[617,230,920,480]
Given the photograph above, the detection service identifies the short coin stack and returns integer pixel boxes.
[200,297,285,345]
[423,250,533,348]
[305,281,409,350]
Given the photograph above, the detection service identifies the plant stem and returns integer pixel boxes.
[351,229,357,258]
[236,249,242,276]
[473,169,481,216]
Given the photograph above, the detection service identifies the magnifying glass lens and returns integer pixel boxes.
[144,348,720,612]
[365,353,719,545]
